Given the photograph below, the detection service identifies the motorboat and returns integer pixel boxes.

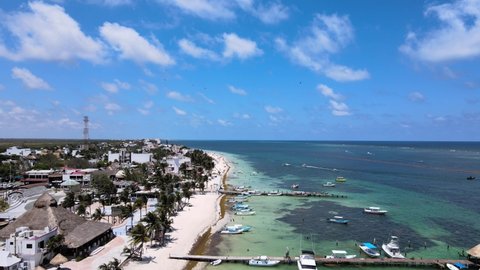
[235,210,256,216]
[210,259,222,266]
[336,176,346,182]
[248,256,280,266]
[364,206,388,215]
[297,250,317,270]
[446,262,467,270]
[323,182,335,187]
[283,163,291,166]
[291,184,299,189]
[226,224,252,232]
[359,242,380,258]
[220,226,243,234]
[231,203,249,210]
[327,216,349,224]
[325,250,356,259]
[467,176,476,180]
[382,236,405,259]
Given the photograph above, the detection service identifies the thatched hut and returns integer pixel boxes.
[467,244,480,264]
[0,192,113,257]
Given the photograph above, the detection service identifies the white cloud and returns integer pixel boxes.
[317,84,342,100]
[234,113,250,119]
[400,0,480,62]
[167,91,194,102]
[173,106,187,115]
[228,85,247,95]
[101,79,130,93]
[223,33,263,60]
[104,102,121,115]
[237,0,289,24]
[102,0,133,6]
[11,67,52,90]
[409,92,426,102]
[0,2,105,63]
[217,119,232,126]
[157,0,235,20]
[138,101,154,115]
[275,14,369,82]
[198,93,215,104]
[178,39,220,61]
[329,100,350,116]
[265,105,283,114]
[317,84,351,116]
[100,22,175,65]
[140,80,158,95]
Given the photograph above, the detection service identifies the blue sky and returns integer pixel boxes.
[0,0,479,140]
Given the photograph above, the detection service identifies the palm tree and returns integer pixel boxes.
[156,208,173,245]
[92,208,104,221]
[120,204,135,229]
[142,212,161,246]
[46,234,65,255]
[134,197,145,219]
[98,258,121,270]
[129,223,150,258]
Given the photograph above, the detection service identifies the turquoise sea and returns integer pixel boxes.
[177,141,480,270]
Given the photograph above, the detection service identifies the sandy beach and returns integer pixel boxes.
[121,151,231,270]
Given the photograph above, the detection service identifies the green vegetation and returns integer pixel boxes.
[0,198,9,212]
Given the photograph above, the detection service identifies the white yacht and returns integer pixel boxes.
[382,236,405,259]
[297,250,317,270]
[248,256,280,267]
[325,250,357,259]
[364,206,388,215]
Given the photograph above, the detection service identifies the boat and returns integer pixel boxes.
[335,176,346,182]
[248,256,280,267]
[210,259,222,266]
[467,176,476,180]
[325,250,357,259]
[220,226,243,234]
[364,206,388,215]
[232,203,250,210]
[235,210,256,216]
[226,224,252,232]
[359,242,380,258]
[297,250,317,270]
[327,216,349,224]
[446,262,467,270]
[283,163,291,166]
[323,182,336,187]
[291,184,299,189]
[382,236,405,259]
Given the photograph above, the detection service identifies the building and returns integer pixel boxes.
[61,168,98,186]
[107,150,129,164]
[4,226,57,269]
[22,170,54,185]
[0,193,113,260]
[131,153,152,164]
[3,147,32,157]
[165,156,191,174]
[0,250,21,270]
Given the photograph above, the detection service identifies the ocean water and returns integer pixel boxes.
[177,141,480,270]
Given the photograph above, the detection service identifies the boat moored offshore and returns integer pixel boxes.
[382,236,405,259]
[364,206,388,215]
[248,256,280,267]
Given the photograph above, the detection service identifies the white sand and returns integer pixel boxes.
[121,152,231,270]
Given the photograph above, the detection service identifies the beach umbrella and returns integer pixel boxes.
[50,253,68,266]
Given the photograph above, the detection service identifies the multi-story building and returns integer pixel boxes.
[22,170,54,185]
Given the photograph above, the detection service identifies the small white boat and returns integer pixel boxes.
[323,182,336,187]
[283,163,291,166]
[364,206,388,215]
[446,262,467,270]
[382,236,405,259]
[220,226,243,234]
[297,250,317,270]
[210,259,222,266]
[359,242,380,258]
[325,250,357,259]
[248,255,280,267]
[235,210,256,216]
[291,184,299,189]
[336,176,346,182]
[226,224,252,232]
[327,216,349,224]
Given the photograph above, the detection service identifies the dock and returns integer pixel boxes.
[169,254,476,268]
[219,189,347,198]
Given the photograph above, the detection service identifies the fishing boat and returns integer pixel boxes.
[248,256,280,267]
[359,242,380,258]
[467,176,476,180]
[335,176,346,182]
[382,236,405,259]
[364,206,388,215]
[235,210,256,216]
[283,163,291,166]
[210,259,222,266]
[220,226,243,234]
[231,203,250,210]
[446,262,467,270]
[297,250,317,270]
[291,184,299,189]
[323,182,336,187]
[325,250,357,259]
[327,216,349,224]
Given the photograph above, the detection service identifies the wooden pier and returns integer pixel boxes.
[169,254,476,268]
[219,189,347,198]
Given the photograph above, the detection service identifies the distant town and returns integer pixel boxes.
[0,139,223,270]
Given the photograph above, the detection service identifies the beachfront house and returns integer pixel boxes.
[3,226,57,269]
[165,156,191,175]
[0,250,21,270]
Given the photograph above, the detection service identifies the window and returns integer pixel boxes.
[26,244,33,249]
[10,241,13,245]
[39,241,44,248]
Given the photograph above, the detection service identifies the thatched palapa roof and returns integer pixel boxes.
[0,192,111,249]
[467,244,480,258]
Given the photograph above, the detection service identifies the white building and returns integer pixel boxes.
[166,156,191,174]
[0,250,21,270]
[3,147,32,157]
[108,150,129,163]
[62,168,98,186]
[22,169,54,185]
[131,153,152,164]
[4,226,57,270]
